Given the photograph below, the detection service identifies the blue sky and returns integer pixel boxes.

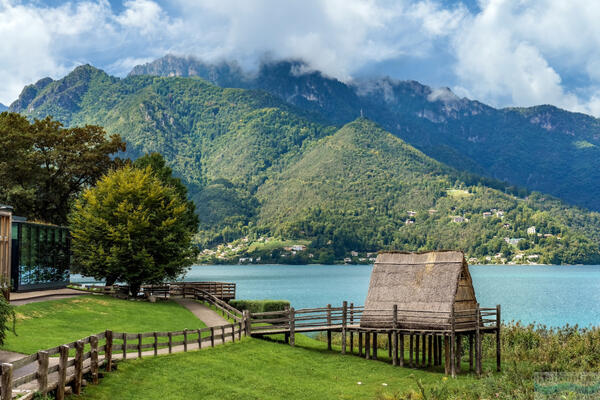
[2,0,600,116]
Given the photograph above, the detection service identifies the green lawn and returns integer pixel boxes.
[4,295,205,354]
[75,335,481,400]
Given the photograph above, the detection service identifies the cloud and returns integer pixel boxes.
[451,0,600,115]
[1,0,600,117]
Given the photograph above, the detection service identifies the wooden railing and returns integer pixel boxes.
[186,288,243,322]
[0,322,244,400]
[70,281,237,301]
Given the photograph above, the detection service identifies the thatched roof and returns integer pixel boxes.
[360,251,477,329]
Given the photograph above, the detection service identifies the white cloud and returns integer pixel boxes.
[451,0,600,115]
[1,0,600,117]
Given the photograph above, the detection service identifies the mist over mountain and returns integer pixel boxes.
[128,55,600,212]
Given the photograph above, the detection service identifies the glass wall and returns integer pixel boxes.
[11,221,70,291]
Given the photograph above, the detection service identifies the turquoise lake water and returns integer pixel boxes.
[71,264,600,328]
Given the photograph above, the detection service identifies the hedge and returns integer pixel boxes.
[229,299,290,314]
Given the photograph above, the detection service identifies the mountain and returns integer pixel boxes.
[0,103,7,112]
[7,65,600,264]
[128,55,600,212]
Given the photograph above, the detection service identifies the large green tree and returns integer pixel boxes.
[0,113,125,224]
[69,165,198,294]
[133,153,199,233]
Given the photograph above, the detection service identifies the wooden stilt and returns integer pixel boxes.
[428,335,432,367]
[392,331,398,366]
[476,305,482,376]
[455,334,462,373]
[496,304,502,372]
[422,334,426,367]
[372,332,378,360]
[415,334,420,366]
[399,334,404,367]
[358,332,363,356]
[444,335,450,375]
[365,332,371,360]
[350,303,354,354]
[469,334,474,372]
[409,334,414,367]
[388,332,392,358]
[327,330,332,351]
[451,310,456,378]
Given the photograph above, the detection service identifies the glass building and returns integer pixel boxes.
[11,220,70,291]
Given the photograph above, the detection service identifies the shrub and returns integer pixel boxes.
[229,299,290,313]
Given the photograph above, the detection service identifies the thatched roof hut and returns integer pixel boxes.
[360,251,478,330]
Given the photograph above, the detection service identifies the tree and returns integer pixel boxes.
[69,166,198,295]
[0,113,126,224]
[133,153,199,233]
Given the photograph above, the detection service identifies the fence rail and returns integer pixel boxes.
[0,321,244,400]
[70,281,236,301]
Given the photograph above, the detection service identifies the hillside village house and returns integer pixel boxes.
[527,226,537,235]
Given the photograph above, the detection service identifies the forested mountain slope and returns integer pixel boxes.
[7,65,600,263]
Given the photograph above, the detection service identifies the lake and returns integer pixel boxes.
[72,264,600,328]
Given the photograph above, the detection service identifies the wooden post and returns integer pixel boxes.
[327,304,332,350]
[444,335,450,375]
[372,332,378,360]
[210,327,215,348]
[438,335,443,366]
[451,309,456,378]
[289,307,296,347]
[341,301,347,355]
[168,332,173,353]
[358,332,363,356]
[415,334,420,366]
[428,335,433,367]
[184,329,189,351]
[243,310,251,336]
[349,303,354,354]
[496,304,502,372]
[231,325,235,342]
[197,329,202,349]
[154,332,158,356]
[138,333,143,358]
[365,332,371,360]
[387,332,392,358]
[221,326,225,344]
[422,334,426,367]
[238,322,242,340]
[399,334,404,367]
[91,335,99,384]
[476,305,482,376]
[1,363,13,400]
[409,334,414,367]
[122,333,127,360]
[469,334,474,372]
[37,351,49,395]
[105,330,113,372]
[74,340,84,394]
[57,345,69,400]
[392,305,398,366]
[456,334,462,373]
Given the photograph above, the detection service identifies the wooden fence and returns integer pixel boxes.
[71,282,237,302]
[0,321,244,400]
[246,301,501,378]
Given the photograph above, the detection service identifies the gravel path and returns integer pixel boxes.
[173,298,230,327]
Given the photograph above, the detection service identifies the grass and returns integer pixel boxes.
[75,335,477,400]
[4,295,205,354]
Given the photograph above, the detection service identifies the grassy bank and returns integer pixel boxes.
[73,323,600,399]
[4,295,204,354]
[75,336,475,400]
